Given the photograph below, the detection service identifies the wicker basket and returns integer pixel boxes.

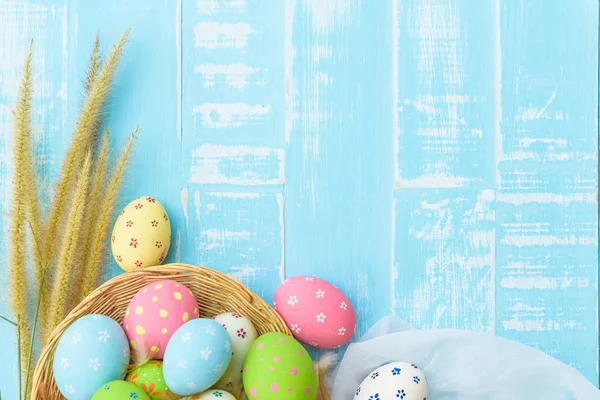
[31,263,292,399]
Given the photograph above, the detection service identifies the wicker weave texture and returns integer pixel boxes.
[31,263,290,399]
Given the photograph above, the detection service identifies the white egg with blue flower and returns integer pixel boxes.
[354,362,428,400]
[163,318,232,396]
[52,314,130,400]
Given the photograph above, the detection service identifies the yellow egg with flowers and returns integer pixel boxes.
[111,196,171,271]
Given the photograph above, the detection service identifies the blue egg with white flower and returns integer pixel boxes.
[53,314,130,400]
[163,318,232,396]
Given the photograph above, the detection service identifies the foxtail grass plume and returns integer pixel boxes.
[39,29,131,341]
[42,28,130,264]
[7,30,138,383]
[84,33,103,95]
[48,153,93,331]
[72,128,111,305]
[82,126,139,298]
[9,41,34,399]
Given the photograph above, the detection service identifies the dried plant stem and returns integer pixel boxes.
[72,129,111,305]
[9,42,34,391]
[42,28,129,263]
[24,220,46,399]
[83,126,139,297]
[48,153,93,333]
[40,29,130,340]
[24,270,43,399]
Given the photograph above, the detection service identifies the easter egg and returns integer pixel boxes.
[353,362,428,400]
[163,318,233,396]
[242,332,317,400]
[126,360,177,399]
[212,312,258,394]
[92,380,151,400]
[53,314,130,400]
[192,389,236,399]
[274,276,356,349]
[124,280,199,361]
[111,196,171,271]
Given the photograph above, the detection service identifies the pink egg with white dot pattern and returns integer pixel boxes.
[274,276,356,349]
[124,279,198,361]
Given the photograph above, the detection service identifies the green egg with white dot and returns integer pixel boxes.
[242,332,317,400]
[126,360,178,400]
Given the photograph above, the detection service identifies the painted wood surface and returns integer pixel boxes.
[0,0,598,397]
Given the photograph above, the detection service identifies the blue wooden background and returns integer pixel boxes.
[0,0,598,398]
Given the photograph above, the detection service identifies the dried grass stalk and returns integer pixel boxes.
[72,129,110,305]
[9,43,35,392]
[48,153,93,333]
[82,126,139,297]
[40,29,130,341]
[7,30,137,396]
[42,28,130,262]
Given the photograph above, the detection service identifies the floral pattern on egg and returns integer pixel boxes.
[53,315,130,400]
[163,319,232,396]
[126,360,178,400]
[194,389,237,399]
[124,280,198,361]
[111,196,171,271]
[91,380,151,400]
[212,312,258,394]
[353,362,428,400]
[274,276,356,349]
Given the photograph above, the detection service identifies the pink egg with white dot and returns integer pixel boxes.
[274,276,356,349]
[123,279,198,361]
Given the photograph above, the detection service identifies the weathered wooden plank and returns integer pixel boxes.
[0,1,71,397]
[496,0,599,384]
[180,0,286,296]
[181,189,284,301]
[284,0,395,337]
[394,0,496,189]
[393,189,495,332]
[393,0,497,333]
[181,0,285,148]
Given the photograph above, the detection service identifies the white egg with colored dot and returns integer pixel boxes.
[353,362,428,400]
[212,312,258,394]
[193,389,236,399]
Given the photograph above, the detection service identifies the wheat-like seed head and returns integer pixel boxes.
[83,126,139,297]
[48,152,93,334]
[9,41,34,400]
[42,28,130,263]
[72,128,111,305]
[40,29,130,342]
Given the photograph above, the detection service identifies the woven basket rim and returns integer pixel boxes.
[31,263,290,399]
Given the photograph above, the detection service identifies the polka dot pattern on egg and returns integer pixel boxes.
[243,332,317,400]
[126,360,177,400]
[124,280,198,361]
